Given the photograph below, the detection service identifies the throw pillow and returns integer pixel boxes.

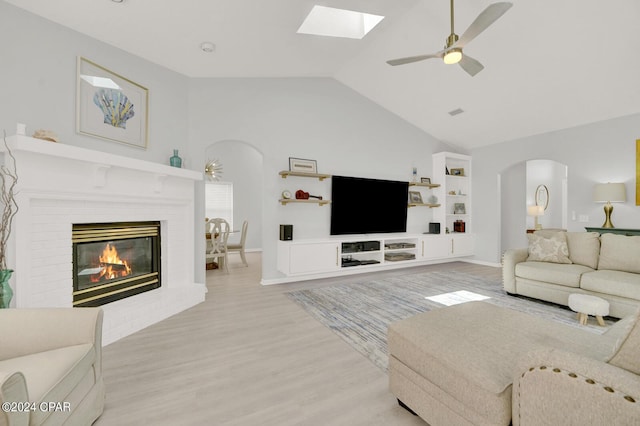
[526,232,572,264]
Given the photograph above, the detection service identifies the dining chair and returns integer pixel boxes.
[227,220,248,266]
[206,218,230,273]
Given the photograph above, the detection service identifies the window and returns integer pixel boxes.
[205,182,233,229]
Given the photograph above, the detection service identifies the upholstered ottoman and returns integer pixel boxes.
[568,293,609,326]
[387,301,618,425]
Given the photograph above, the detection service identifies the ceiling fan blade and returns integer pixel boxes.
[386,53,442,66]
[456,2,512,48]
[458,55,484,76]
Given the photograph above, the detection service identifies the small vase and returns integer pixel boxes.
[170,149,182,168]
[0,269,14,309]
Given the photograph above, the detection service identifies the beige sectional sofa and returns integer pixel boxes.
[0,308,105,426]
[503,230,640,318]
[388,301,640,425]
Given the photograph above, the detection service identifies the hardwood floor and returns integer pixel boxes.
[96,254,500,425]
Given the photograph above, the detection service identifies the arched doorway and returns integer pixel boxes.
[499,159,568,254]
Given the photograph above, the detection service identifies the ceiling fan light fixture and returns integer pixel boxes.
[443,48,462,65]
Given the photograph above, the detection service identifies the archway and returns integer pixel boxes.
[498,159,568,254]
[204,140,264,252]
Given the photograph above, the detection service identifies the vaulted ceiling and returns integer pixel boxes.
[6,0,640,150]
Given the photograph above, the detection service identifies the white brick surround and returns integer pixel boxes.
[2,135,206,345]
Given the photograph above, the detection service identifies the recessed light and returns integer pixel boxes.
[111,0,124,3]
[200,42,216,53]
[297,5,384,39]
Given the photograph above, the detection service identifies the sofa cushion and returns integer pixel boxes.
[608,309,640,374]
[598,233,640,273]
[515,261,593,288]
[580,270,640,301]
[527,232,572,264]
[0,343,95,425]
[566,232,600,269]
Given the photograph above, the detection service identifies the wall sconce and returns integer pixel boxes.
[593,183,626,228]
[527,205,544,230]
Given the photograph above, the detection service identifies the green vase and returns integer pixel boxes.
[0,269,13,309]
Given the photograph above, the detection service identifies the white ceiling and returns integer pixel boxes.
[6,0,640,150]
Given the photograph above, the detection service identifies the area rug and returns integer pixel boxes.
[286,270,615,372]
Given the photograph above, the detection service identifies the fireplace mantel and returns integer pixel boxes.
[1,135,206,345]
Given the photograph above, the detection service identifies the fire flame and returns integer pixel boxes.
[90,243,132,282]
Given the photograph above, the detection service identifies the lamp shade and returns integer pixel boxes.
[527,205,544,216]
[593,183,627,203]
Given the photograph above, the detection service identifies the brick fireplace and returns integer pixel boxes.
[2,135,206,345]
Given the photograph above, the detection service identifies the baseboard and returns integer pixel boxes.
[461,258,502,268]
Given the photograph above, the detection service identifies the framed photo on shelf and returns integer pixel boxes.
[289,157,318,173]
[420,177,431,184]
[76,57,148,149]
[408,191,423,204]
[453,203,466,214]
[450,168,465,176]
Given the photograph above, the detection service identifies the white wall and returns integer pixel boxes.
[0,2,191,166]
[188,78,453,282]
[473,113,640,264]
[0,2,204,283]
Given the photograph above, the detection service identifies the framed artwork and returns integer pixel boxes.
[77,57,149,149]
[450,168,465,176]
[421,177,431,184]
[289,157,317,173]
[453,203,466,214]
[408,191,423,204]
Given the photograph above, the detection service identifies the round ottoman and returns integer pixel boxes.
[568,293,609,326]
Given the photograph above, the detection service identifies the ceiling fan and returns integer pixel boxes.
[386,0,512,76]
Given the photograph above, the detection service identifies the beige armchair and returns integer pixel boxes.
[0,308,105,426]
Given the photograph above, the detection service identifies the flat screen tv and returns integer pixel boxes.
[330,175,408,235]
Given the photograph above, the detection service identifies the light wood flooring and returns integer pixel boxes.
[96,254,501,426]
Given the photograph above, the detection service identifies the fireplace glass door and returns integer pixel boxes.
[73,222,161,307]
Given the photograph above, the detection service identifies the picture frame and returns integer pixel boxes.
[453,202,466,214]
[450,168,465,176]
[289,157,318,173]
[408,191,423,204]
[420,177,431,184]
[77,57,149,149]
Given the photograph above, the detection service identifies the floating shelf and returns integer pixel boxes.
[279,199,331,206]
[279,171,331,181]
[409,182,441,189]
[408,203,441,208]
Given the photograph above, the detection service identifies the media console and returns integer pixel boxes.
[276,233,474,281]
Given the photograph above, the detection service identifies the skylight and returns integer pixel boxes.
[297,5,384,40]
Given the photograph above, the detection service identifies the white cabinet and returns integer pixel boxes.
[420,235,449,259]
[451,234,474,256]
[419,234,474,259]
[278,241,339,275]
[432,152,472,235]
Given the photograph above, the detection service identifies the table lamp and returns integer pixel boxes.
[527,205,544,230]
[593,183,626,228]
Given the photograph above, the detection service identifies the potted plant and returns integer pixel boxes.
[0,131,18,308]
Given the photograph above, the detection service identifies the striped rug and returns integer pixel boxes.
[286,270,614,372]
